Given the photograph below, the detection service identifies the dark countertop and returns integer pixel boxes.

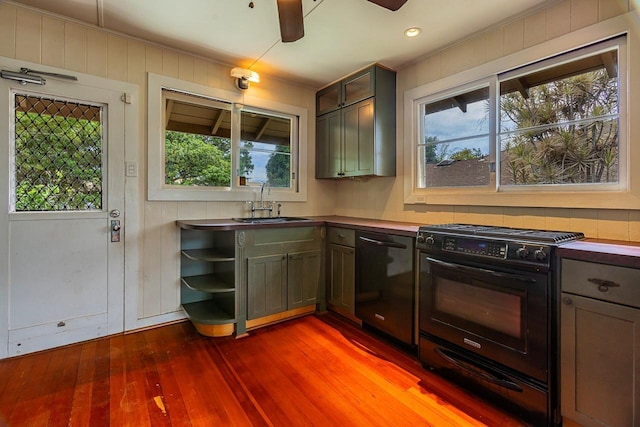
[558,239,640,269]
[309,216,420,237]
[177,215,421,237]
[177,216,640,265]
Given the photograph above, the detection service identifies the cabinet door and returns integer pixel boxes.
[342,98,374,177]
[328,244,355,314]
[561,293,640,427]
[342,67,374,107]
[316,81,342,116]
[316,110,342,178]
[247,254,287,319]
[287,250,321,309]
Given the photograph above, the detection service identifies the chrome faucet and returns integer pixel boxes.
[260,182,269,207]
[248,182,274,218]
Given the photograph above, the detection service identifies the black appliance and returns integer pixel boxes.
[416,224,584,426]
[355,231,415,345]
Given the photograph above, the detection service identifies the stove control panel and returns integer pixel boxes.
[416,231,552,266]
[443,237,506,258]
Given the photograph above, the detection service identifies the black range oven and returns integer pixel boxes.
[416,224,584,426]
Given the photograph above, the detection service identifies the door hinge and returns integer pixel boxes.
[121,93,132,104]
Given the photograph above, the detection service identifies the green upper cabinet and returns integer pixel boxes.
[316,64,396,179]
[316,67,375,116]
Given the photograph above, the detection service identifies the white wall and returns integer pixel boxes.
[332,0,640,242]
[0,2,336,328]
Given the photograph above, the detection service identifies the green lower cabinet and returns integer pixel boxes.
[247,254,287,319]
[287,250,322,310]
[247,249,321,320]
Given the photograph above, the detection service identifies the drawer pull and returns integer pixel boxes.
[588,277,621,293]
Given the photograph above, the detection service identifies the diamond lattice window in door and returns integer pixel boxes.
[11,93,104,211]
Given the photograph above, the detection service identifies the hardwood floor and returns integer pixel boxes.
[0,313,527,426]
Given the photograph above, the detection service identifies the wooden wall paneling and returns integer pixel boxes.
[86,28,108,77]
[524,9,547,48]
[0,4,17,58]
[599,0,630,20]
[596,210,631,241]
[502,18,525,56]
[177,202,208,221]
[570,0,599,31]
[142,202,163,318]
[41,16,64,69]
[15,8,41,63]
[64,23,88,73]
[126,39,146,87]
[178,53,194,82]
[206,61,225,88]
[160,201,180,314]
[193,58,208,86]
[106,34,127,81]
[162,49,179,78]
[145,45,163,75]
[547,1,572,40]
[631,211,640,242]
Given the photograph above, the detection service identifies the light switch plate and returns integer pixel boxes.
[126,161,137,177]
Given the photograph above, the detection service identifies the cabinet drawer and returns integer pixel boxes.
[562,258,640,308]
[328,227,355,247]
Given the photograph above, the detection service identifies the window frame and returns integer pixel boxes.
[415,79,496,191]
[497,37,625,193]
[403,15,634,209]
[147,73,308,202]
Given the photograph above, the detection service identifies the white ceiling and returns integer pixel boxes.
[8,0,552,88]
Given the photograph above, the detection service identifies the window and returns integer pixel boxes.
[164,92,232,187]
[148,74,308,201]
[405,32,628,207]
[239,109,293,189]
[418,85,491,188]
[499,45,620,187]
[11,92,104,212]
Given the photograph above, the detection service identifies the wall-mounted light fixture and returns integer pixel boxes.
[230,67,260,90]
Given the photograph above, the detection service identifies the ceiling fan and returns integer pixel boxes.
[276,0,408,43]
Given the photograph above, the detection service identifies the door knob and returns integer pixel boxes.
[110,209,121,218]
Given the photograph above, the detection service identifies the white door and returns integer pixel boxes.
[0,68,126,357]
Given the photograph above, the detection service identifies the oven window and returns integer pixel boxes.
[435,277,522,338]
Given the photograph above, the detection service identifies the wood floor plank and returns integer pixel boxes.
[0,313,528,427]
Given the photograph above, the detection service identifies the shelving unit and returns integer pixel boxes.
[179,228,237,337]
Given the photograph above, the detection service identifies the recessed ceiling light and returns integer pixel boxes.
[404,27,422,38]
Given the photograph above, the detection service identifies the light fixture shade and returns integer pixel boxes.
[230,67,260,83]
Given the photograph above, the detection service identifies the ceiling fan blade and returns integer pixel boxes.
[367,0,408,11]
[277,0,304,43]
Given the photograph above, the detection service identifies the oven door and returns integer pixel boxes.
[419,255,549,382]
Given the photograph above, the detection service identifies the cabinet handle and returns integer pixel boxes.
[588,277,620,293]
[562,296,573,306]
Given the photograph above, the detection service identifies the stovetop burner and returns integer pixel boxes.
[419,223,585,244]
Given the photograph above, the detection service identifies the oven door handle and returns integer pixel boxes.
[359,236,407,249]
[425,257,536,283]
[434,347,523,392]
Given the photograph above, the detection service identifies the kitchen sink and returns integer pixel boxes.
[232,217,312,224]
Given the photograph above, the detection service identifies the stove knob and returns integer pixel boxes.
[516,246,529,258]
[534,249,547,261]
[425,236,435,246]
[417,234,425,244]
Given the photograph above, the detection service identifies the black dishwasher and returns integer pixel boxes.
[355,231,415,345]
